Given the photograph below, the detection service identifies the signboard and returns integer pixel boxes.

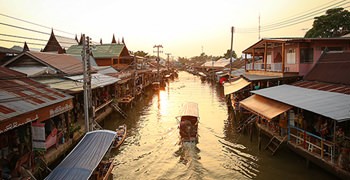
[31,122,46,151]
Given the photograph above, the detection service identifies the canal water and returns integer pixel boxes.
[104,71,337,180]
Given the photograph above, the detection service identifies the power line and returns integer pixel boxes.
[0,13,75,36]
[262,1,348,29]
[0,38,47,46]
[0,22,51,35]
[0,33,78,45]
[261,2,350,32]
[236,0,349,33]
[0,33,47,42]
[242,0,347,31]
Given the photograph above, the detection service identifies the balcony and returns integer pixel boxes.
[246,62,299,73]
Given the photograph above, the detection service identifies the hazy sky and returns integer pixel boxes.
[0,0,349,59]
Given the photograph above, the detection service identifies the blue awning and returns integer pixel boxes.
[45,130,117,180]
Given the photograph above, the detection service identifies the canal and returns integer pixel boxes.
[104,71,337,180]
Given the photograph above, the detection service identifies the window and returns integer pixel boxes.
[286,48,296,64]
[300,48,313,63]
[266,52,272,64]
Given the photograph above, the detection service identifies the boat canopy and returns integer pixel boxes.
[176,102,199,119]
[45,130,117,180]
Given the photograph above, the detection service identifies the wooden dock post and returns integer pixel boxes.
[249,124,253,142]
[258,128,261,151]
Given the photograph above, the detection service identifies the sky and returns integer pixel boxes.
[0,0,349,59]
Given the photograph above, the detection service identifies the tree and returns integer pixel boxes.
[305,8,350,38]
[223,49,237,59]
[134,51,149,57]
[178,57,190,65]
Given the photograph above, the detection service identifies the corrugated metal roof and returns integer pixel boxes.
[0,67,72,121]
[9,66,57,77]
[72,55,98,66]
[4,51,85,75]
[45,130,116,180]
[34,77,84,93]
[252,84,350,122]
[66,73,120,89]
[35,73,120,93]
[27,51,84,75]
[230,68,245,77]
[304,51,350,85]
[242,74,281,81]
[96,66,118,74]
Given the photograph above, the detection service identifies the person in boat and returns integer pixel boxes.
[116,126,125,141]
[180,120,195,139]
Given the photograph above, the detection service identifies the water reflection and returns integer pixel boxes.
[157,90,168,116]
[104,71,337,180]
[174,142,201,165]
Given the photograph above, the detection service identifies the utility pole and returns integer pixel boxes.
[258,14,261,40]
[153,45,163,83]
[133,55,137,97]
[229,26,234,83]
[82,34,93,132]
[165,53,171,71]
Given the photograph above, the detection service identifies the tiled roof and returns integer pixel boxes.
[66,45,83,55]
[293,81,350,95]
[67,43,128,59]
[55,35,78,49]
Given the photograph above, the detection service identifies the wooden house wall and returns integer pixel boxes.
[95,58,113,66]
[6,54,44,67]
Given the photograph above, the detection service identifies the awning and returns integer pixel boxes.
[240,94,292,120]
[223,77,251,95]
[45,130,116,180]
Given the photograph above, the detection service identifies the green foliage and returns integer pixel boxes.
[223,49,237,59]
[134,51,149,57]
[305,8,350,38]
[178,57,190,64]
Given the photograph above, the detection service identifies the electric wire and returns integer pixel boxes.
[239,0,347,32]
[0,15,134,104]
[0,33,47,42]
[236,0,350,33]
[237,0,349,32]
[0,13,75,36]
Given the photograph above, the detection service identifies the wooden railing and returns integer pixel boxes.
[246,63,299,72]
[289,126,335,163]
